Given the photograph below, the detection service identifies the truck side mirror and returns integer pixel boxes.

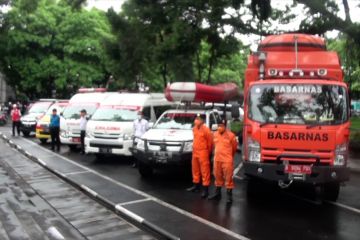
[231,103,240,119]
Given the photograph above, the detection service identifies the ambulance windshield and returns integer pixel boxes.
[249,84,348,125]
[154,113,206,130]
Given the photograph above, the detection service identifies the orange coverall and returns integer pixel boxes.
[192,124,213,186]
[213,130,237,189]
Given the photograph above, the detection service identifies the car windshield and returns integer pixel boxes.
[29,102,52,114]
[62,104,97,119]
[249,84,349,125]
[154,113,206,130]
[45,104,67,115]
[91,107,138,122]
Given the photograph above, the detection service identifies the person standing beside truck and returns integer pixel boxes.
[79,109,87,155]
[208,119,237,204]
[187,114,213,198]
[49,108,60,151]
[11,104,21,136]
[132,111,149,167]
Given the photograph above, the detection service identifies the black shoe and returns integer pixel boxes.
[80,151,85,155]
[201,186,209,198]
[186,184,200,193]
[208,187,222,200]
[226,189,233,204]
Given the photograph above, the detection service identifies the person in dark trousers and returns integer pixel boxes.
[79,109,87,154]
[49,108,61,151]
[10,104,21,136]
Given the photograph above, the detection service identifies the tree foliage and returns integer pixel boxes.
[0,0,114,99]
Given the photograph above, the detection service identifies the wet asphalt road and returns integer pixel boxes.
[2,128,360,240]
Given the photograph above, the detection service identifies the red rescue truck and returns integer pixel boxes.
[243,34,350,201]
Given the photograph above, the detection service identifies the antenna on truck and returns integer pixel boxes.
[294,35,298,69]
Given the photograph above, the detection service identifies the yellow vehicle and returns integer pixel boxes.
[36,101,69,143]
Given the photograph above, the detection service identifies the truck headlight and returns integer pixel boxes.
[137,139,145,150]
[247,138,261,162]
[123,134,131,141]
[60,130,68,138]
[183,141,193,152]
[335,143,347,166]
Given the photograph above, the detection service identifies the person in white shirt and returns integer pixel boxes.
[132,111,149,167]
[79,109,87,154]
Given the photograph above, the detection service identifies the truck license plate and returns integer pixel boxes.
[285,165,312,174]
[99,148,112,153]
[71,137,81,143]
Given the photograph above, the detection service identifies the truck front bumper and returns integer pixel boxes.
[244,162,350,184]
[134,149,192,168]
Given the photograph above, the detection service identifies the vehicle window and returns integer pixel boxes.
[153,105,172,119]
[249,84,349,125]
[91,106,138,122]
[28,102,52,114]
[154,113,206,130]
[209,114,216,128]
[142,106,151,120]
[62,104,97,120]
[213,112,222,124]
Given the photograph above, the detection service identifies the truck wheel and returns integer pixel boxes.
[138,162,153,178]
[22,131,30,137]
[68,145,77,151]
[40,139,47,144]
[321,182,340,202]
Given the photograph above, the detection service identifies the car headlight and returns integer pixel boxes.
[183,141,193,152]
[137,139,145,150]
[247,137,261,162]
[335,143,347,166]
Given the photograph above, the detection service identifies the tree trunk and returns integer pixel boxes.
[196,50,202,82]
[161,62,168,88]
[206,47,215,84]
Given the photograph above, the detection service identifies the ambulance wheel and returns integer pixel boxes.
[320,182,340,202]
[22,131,30,137]
[138,162,153,178]
[40,139,47,144]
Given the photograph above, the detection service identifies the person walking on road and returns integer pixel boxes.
[187,114,213,198]
[208,119,237,204]
[132,111,149,167]
[79,109,88,155]
[10,104,21,136]
[49,108,61,151]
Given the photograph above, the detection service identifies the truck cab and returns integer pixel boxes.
[134,108,222,177]
[243,34,350,201]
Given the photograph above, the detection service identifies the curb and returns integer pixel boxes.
[0,132,180,240]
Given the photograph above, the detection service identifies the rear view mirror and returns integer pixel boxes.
[211,124,218,131]
[231,103,240,119]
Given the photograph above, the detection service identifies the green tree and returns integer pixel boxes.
[0,0,114,99]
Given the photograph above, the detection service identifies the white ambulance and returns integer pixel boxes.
[60,88,113,150]
[85,92,174,157]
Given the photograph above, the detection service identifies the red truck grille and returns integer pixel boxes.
[262,147,333,165]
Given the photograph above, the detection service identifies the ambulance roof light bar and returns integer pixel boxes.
[267,68,328,78]
[77,88,107,93]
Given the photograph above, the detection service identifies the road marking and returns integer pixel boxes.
[233,162,243,176]
[115,205,145,223]
[326,201,360,215]
[20,137,250,240]
[47,226,65,240]
[80,185,98,197]
[117,198,152,206]
[64,170,89,176]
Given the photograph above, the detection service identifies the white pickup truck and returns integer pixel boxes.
[133,108,224,177]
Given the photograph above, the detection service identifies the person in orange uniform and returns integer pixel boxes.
[208,119,237,204]
[186,114,213,198]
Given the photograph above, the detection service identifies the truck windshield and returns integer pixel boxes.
[154,113,206,130]
[91,107,138,122]
[62,104,97,120]
[249,84,348,125]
